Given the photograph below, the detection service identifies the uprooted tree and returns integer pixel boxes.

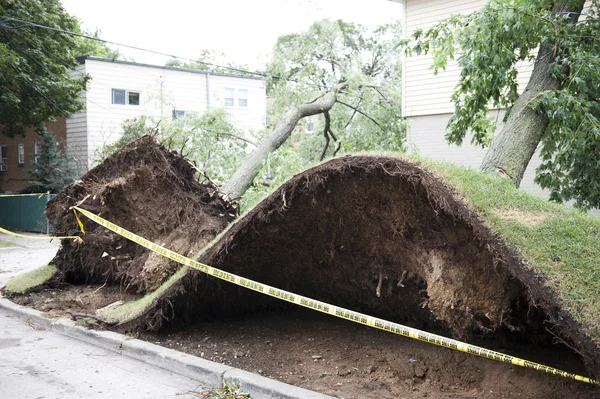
[404,0,600,209]
[223,19,405,200]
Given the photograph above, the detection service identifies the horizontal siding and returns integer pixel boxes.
[404,0,533,117]
[408,112,548,197]
[66,65,89,172]
[209,75,267,135]
[81,60,266,166]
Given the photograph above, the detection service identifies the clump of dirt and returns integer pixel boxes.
[135,156,599,380]
[11,284,139,320]
[22,150,600,385]
[45,136,235,294]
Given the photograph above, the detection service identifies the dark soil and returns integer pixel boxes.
[11,285,140,319]
[19,146,600,391]
[45,136,235,297]
[144,156,600,379]
[144,308,598,399]
[14,286,598,398]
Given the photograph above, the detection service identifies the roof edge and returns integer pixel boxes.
[75,56,264,81]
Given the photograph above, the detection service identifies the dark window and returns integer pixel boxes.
[128,91,140,105]
[112,89,141,105]
[112,89,126,105]
[172,110,186,120]
[18,143,24,165]
[0,145,7,172]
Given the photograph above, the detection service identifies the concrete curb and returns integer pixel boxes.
[0,297,334,399]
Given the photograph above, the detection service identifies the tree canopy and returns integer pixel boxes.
[0,0,88,137]
[222,19,406,204]
[165,49,253,76]
[404,0,600,209]
[267,19,406,159]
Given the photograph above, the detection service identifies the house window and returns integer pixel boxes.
[238,89,248,107]
[172,110,186,120]
[18,143,24,165]
[0,145,7,172]
[224,88,235,107]
[34,141,41,165]
[306,119,314,134]
[112,89,141,106]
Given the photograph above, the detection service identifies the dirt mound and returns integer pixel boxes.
[116,155,598,380]
[46,136,235,294]
[38,150,600,382]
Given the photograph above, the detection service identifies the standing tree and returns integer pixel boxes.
[26,128,78,193]
[0,0,89,137]
[222,19,406,200]
[404,0,599,208]
[165,49,252,76]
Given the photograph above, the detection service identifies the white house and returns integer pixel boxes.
[67,56,267,168]
[400,0,547,196]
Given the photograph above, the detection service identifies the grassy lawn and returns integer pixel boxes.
[423,157,600,346]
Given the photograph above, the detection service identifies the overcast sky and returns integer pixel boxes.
[60,0,402,70]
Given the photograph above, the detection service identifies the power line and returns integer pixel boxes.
[1,17,277,80]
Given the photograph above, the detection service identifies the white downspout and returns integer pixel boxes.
[205,72,211,109]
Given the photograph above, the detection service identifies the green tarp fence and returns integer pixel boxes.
[0,194,55,233]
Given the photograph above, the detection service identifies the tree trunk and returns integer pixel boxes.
[221,87,343,200]
[480,0,585,186]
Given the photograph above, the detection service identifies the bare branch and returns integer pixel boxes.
[209,130,258,146]
[222,82,348,200]
[320,111,332,161]
[336,99,381,128]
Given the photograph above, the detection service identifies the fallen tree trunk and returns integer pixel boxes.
[221,84,346,200]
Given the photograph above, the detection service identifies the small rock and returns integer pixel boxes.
[414,365,429,379]
[367,365,377,374]
[338,370,351,377]
[312,355,323,360]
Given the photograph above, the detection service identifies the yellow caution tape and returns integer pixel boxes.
[73,209,86,235]
[0,192,50,198]
[72,206,600,386]
[0,226,82,243]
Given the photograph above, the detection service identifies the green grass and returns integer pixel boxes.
[98,266,188,324]
[420,157,600,346]
[0,239,23,248]
[4,264,57,294]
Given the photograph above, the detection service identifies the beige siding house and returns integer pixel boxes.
[401,0,546,196]
[68,57,267,169]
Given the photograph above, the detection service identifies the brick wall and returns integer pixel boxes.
[0,119,67,192]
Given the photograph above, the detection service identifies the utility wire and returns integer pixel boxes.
[0,17,286,81]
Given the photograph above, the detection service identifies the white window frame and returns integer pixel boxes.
[238,89,248,107]
[224,88,235,107]
[34,141,41,165]
[0,145,7,172]
[18,143,24,165]
[112,88,142,106]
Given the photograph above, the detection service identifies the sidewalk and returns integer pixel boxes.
[0,233,334,399]
[0,233,205,398]
[0,311,205,398]
[0,232,60,286]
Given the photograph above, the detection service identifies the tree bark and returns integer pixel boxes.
[221,85,345,200]
[480,0,585,186]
